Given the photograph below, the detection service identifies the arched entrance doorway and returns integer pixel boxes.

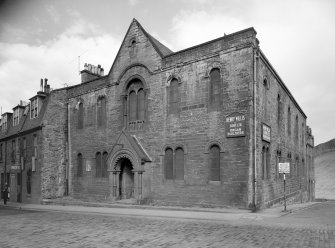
[118,158,134,199]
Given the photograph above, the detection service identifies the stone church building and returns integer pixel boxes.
[0,19,315,209]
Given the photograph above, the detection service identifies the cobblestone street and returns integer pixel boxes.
[0,202,335,248]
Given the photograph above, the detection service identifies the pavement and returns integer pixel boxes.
[0,198,319,222]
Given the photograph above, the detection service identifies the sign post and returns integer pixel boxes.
[278,162,290,212]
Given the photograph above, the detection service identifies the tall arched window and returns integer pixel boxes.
[164,147,184,180]
[137,89,145,120]
[97,96,106,128]
[125,79,145,131]
[209,145,220,181]
[295,115,299,145]
[262,145,270,179]
[102,152,108,178]
[175,147,184,180]
[209,68,221,108]
[129,91,137,122]
[169,78,179,115]
[27,169,32,195]
[287,107,291,136]
[78,102,84,129]
[164,148,173,180]
[263,78,268,119]
[96,152,102,177]
[77,153,83,177]
[301,123,305,147]
[277,94,281,127]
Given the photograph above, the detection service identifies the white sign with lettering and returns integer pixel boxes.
[278,163,290,174]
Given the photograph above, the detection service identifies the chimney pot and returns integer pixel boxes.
[40,79,43,92]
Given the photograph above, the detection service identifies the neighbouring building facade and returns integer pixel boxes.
[0,19,315,209]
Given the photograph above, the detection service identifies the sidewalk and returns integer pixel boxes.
[0,199,319,222]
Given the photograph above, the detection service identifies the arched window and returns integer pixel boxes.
[263,78,268,119]
[277,94,281,127]
[78,102,84,129]
[77,153,83,177]
[295,115,299,145]
[27,169,32,194]
[164,148,173,180]
[125,79,145,131]
[262,145,270,179]
[209,145,220,181]
[164,147,185,180]
[209,68,221,108]
[96,152,102,177]
[175,147,184,180]
[169,78,179,115]
[129,91,137,122]
[287,107,291,136]
[102,152,108,178]
[301,122,305,147]
[97,96,106,128]
[137,89,145,120]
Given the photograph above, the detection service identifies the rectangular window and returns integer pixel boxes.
[0,143,2,162]
[11,140,16,162]
[30,98,39,119]
[13,108,20,126]
[33,135,37,158]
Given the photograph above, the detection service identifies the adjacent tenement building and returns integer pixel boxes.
[0,19,315,209]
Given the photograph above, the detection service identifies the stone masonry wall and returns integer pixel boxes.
[41,89,68,200]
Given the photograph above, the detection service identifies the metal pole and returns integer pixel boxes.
[284,173,287,212]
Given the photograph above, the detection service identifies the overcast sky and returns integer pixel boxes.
[0,0,334,145]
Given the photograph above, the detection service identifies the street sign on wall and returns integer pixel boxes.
[278,162,290,174]
[262,123,271,143]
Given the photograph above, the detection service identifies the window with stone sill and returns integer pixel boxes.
[77,153,83,177]
[164,147,184,180]
[97,96,107,128]
[209,145,220,181]
[124,78,146,131]
[168,78,180,115]
[30,98,38,119]
[77,102,84,129]
[209,68,222,109]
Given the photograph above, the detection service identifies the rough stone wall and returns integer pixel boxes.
[255,56,312,208]
[314,138,335,156]
[41,89,68,200]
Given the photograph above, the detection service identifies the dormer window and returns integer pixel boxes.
[13,108,20,126]
[0,114,8,132]
[30,97,38,119]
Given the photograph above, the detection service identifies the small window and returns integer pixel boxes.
[164,147,184,180]
[209,145,220,181]
[77,153,83,177]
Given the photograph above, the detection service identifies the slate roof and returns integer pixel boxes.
[0,95,49,140]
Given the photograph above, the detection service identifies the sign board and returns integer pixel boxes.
[278,162,290,174]
[226,113,246,138]
[262,124,271,142]
[11,165,21,171]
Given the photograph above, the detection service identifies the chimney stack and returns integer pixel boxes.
[80,63,104,83]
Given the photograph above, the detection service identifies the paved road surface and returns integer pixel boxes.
[0,201,334,248]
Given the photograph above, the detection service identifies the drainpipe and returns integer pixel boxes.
[67,102,71,196]
[253,48,259,211]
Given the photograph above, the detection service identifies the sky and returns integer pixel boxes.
[0,0,334,145]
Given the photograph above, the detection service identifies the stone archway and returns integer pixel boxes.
[118,158,134,199]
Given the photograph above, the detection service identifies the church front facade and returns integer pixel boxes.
[0,19,314,209]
